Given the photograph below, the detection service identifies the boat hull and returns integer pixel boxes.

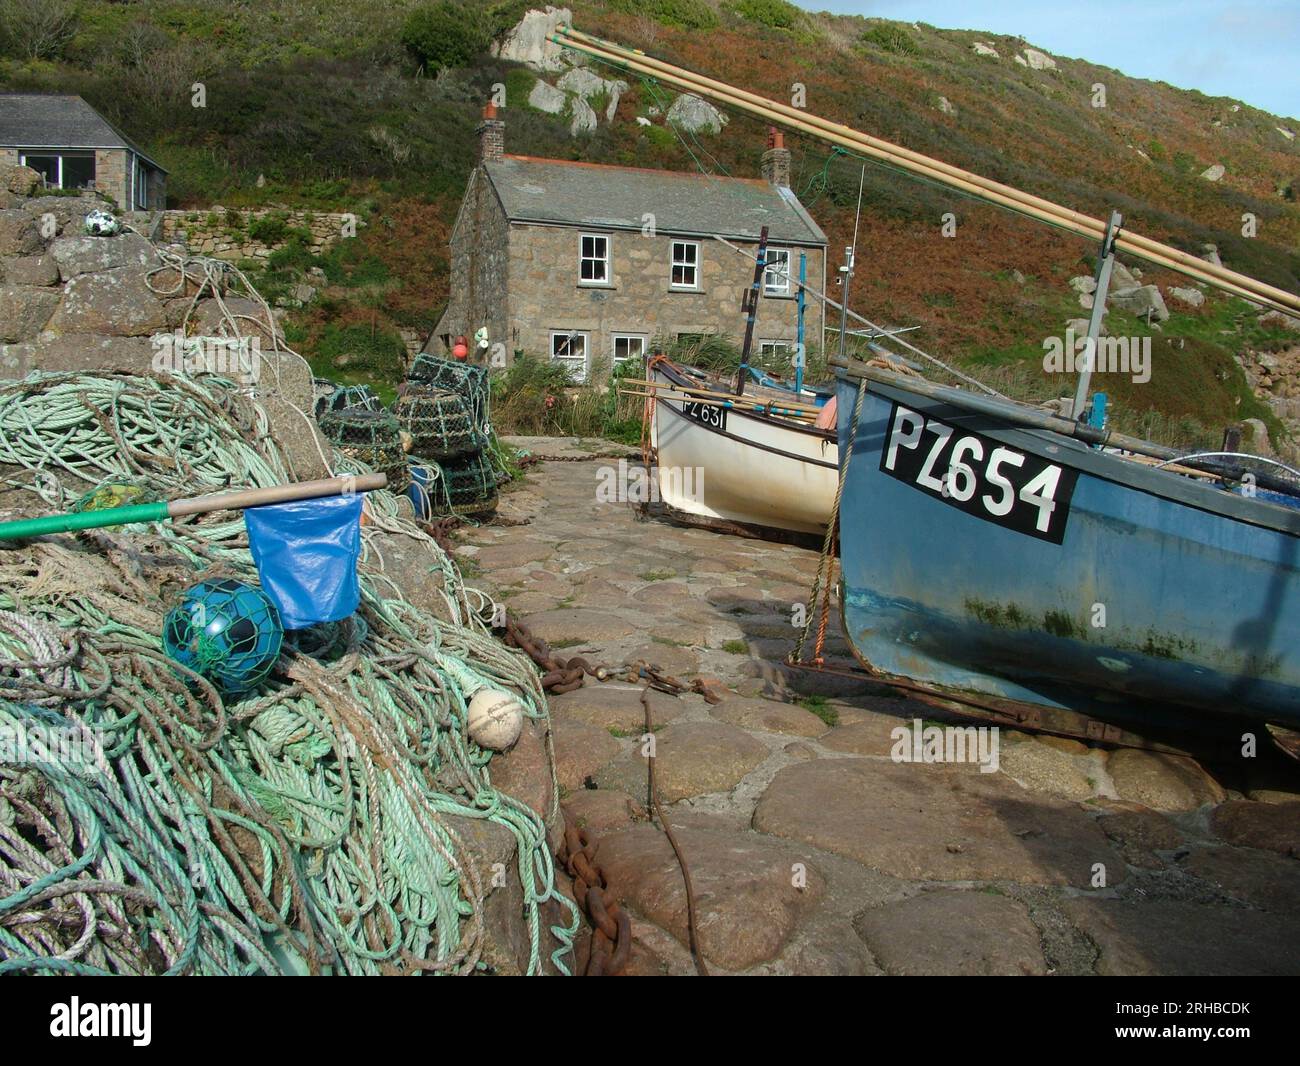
[651,363,837,535]
[835,373,1300,729]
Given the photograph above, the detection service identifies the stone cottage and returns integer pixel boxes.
[433,105,827,382]
[0,94,166,211]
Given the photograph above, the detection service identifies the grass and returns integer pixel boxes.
[797,695,838,727]
[638,569,676,581]
[721,639,749,655]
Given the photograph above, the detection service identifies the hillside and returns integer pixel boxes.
[3,0,1300,449]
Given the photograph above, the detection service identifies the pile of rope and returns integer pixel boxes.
[0,369,579,975]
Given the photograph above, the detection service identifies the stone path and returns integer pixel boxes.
[459,444,1300,976]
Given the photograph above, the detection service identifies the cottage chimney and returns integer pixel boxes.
[761,127,791,187]
[477,102,504,164]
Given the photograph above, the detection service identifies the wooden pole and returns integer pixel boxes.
[736,226,769,396]
[551,27,1300,318]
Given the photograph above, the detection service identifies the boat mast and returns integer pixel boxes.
[735,225,769,396]
[1071,211,1122,421]
[836,165,867,367]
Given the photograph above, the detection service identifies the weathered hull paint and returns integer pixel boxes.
[836,374,1300,729]
[651,362,837,535]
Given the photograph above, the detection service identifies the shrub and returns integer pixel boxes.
[401,2,488,74]
[727,0,801,31]
[248,212,291,243]
[607,0,718,32]
[859,23,919,57]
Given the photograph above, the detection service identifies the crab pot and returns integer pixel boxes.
[318,407,410,492]
[436,451,499,515]
[407,354,489,428]
[312,377,338,419]
[320,383,384,419]
[392,386,481,461]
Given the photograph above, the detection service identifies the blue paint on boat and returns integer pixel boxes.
[835,373,1300,729]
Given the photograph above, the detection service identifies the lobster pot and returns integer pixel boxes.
[391,386,480,461]
[318,407,410,492]
[312,377,338,420]
[438,451,499,515]
[407,354,489,427]
[320,383,384,419]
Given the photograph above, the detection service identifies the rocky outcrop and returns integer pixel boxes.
[667,93,727,135]
[1109,283,1169,322]
[492,6,572,72]
[1016,48,1057,71]
[1200,163,1226,182]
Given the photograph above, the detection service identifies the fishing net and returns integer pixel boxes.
[392,386,481,462]
[0,369,578,976]
[407,355,490,429]
[317,407,410,494]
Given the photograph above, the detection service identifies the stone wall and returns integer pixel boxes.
[155,205,361,263]
[506,223,826,378]
[433,169,511,353]
[94,149,128,208]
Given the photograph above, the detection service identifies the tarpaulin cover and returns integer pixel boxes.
[245,494,363,629]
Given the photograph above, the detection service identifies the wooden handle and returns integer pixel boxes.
[167,473,388,518]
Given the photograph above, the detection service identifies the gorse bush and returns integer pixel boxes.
[727,0,802,31]
[607,0,719,31]
[860,23,919,56]
[401,2,489,74]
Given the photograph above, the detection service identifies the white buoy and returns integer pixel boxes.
[467,688,524,751]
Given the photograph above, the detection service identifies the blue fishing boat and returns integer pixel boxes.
[832,363,1300,733]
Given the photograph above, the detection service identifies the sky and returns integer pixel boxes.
[804,1,1300,120]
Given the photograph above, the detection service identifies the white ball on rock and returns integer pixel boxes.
[467,688,524,751]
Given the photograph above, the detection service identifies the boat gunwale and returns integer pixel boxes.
[653,359,836,444]
[839,373,1300,538]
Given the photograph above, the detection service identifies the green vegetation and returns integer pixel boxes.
[4,0,1298,451]
[608,0,719,31]
[859,23,920,56]
[401,2,489,75]
[721,639,749,655]
[726,0,803,32]
[797,694,837,727]
[638,569,676,581]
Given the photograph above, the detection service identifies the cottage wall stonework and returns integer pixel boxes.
[436,169,510,353]
[504,224,825,376]
[94,149,128,207]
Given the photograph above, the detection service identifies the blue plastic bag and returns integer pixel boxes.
[245,494,363,630]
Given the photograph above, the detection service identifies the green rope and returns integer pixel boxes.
[0,370,579,976]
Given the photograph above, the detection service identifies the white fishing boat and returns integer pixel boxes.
[647,357,837,536]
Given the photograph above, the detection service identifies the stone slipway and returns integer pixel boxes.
[463,446,1300,976]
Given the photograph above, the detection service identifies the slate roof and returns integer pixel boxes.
[485,155,825,245]
[0,94,166,171]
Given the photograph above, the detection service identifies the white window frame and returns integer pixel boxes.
[611,333,647,368]
[551,330,590,383]
[759,340,793,360]
[670,240,700,290]
[133,156,148,209]
[763,248,792,296]
[579,233,610,285]
[19,150,95,191]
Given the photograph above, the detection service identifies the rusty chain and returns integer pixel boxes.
[557,807,632,975]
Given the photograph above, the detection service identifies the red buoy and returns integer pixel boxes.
[452,335,469,361]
